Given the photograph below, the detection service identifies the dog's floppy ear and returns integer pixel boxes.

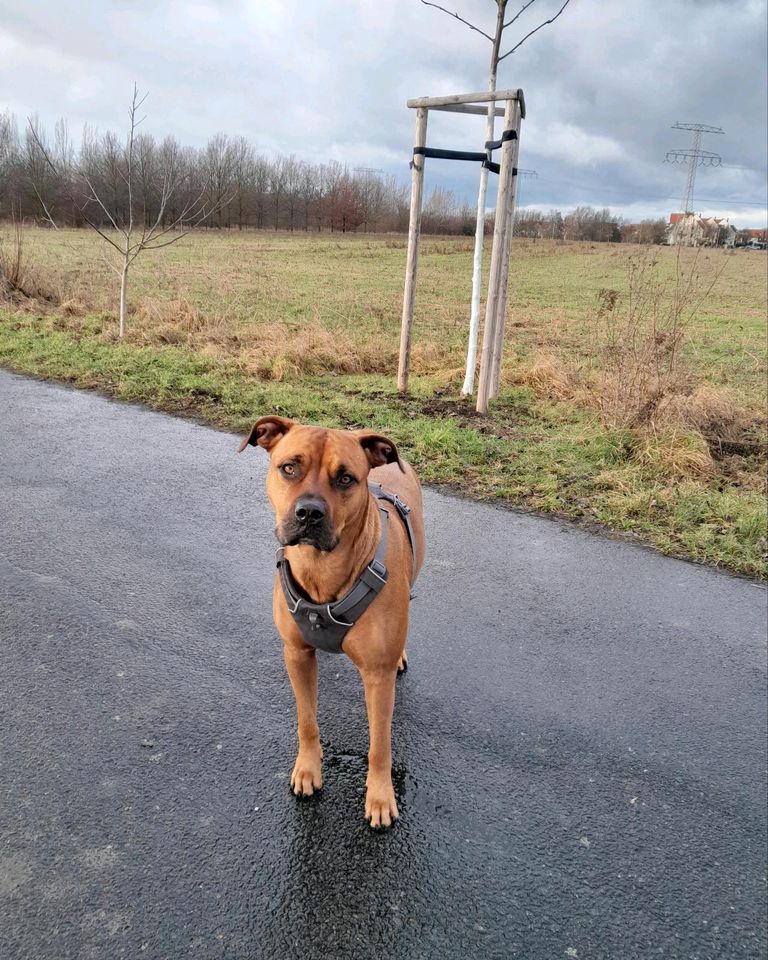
[358,432,405,473]
[238,416,296,453]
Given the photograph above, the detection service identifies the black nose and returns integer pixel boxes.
[294,497,327,526]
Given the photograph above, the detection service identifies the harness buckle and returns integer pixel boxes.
[368,558,387,581]
[393,493,411,515]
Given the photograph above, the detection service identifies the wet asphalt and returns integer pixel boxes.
[0,368,766,960]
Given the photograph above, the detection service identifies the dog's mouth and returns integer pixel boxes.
[277,520,339,553]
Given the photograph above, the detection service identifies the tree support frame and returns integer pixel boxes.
[397,88,525,414]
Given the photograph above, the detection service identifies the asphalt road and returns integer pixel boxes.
[1,369,766,960]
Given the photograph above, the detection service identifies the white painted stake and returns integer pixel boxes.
[461,83,496,397]
[476,97,517,415]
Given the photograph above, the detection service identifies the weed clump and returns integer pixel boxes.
[580,251,764,479]
[0,219,55,305]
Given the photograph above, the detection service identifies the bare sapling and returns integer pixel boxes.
[422,0,572,397]
[591,248,728,431]
[0,213,28,299]
[28,86,228,339]
[0,212,51,303]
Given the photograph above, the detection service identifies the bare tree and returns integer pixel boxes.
[249,153,271,229]
[269,155,288,231]
[282,155,302,232]
[24,116,61,227]
[297,161,320,231]
[203,133,236,229]
[421,0,572,395]
[28,86,225,338]
[232,136,255,230]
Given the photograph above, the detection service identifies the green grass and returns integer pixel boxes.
[1,228,766,578]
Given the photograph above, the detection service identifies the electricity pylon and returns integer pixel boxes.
[516,168,538,208]
[665,122,724,213]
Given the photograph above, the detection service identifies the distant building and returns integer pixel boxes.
[665,212,736,247]
[742,228,768,243]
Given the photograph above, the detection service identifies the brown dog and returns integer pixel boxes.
[239,417,425,827]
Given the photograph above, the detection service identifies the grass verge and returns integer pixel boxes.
[1,310,765,579]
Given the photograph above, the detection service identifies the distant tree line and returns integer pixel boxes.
[1,111,667,242]
[0,113,415,233]
[512,207,667,244]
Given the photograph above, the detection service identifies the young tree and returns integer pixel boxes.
[297,161,320,231]
[251,154,271,229]
[203,133,236,228]
[423,185,460,234]
[282,155,302,232]
[23,116,61,227]
[421,0,572,395]
[232,136,255,230]
[29,86,225,338]
[269,156,288,230]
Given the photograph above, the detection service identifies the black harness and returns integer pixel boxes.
[276,483,416,654]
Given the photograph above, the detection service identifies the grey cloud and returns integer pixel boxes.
[0,0,765,226]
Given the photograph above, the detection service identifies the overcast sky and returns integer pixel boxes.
[1,0,766,227]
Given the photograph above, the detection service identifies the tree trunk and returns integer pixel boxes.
[461,1,507,397]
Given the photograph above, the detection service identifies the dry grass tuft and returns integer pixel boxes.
[515,351,576,399]
[122,294,457,381]
[59,298,87,317]
[137,297,209,334]
[633,430,716,480]
[657,385,742,437]
[237,321,397,380]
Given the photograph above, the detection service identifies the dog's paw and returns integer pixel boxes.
[365,779,399,829]
[290,752,323,798]
[397,653,408,675]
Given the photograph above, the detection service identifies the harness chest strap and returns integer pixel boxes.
[366,481,417,582]
[276,483,416,655]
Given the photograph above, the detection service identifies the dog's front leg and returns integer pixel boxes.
[360,667,399,827]
[283,644,323,796]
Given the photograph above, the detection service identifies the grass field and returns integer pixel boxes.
[1,227,766,577]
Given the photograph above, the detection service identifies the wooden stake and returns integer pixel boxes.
[397,107,428,394]
[489,100,522,399]
[476,97,517,415]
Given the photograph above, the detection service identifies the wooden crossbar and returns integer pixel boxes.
[407,89,526,119]
[427,104,505,118]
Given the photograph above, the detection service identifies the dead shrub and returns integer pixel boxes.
[0,220,27,297]
[0,218,55,305]
[588,250,724,430]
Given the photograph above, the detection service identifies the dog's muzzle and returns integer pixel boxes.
[279,496,338,551]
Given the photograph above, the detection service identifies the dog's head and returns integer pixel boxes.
[239,417,403,552]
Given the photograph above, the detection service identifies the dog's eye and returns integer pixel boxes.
[279,463,296,477]
[337,473,355,488]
